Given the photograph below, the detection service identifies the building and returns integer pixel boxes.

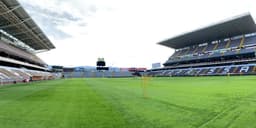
[149,13,256,76]
[0,0,55,84]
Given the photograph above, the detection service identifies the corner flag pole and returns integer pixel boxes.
[141,76,150,98]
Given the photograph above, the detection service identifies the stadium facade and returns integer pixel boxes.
[0,0,55,84]
[61,67,147,78]
[148,13,256,77]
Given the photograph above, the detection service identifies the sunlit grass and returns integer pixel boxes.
[0,76,256,128]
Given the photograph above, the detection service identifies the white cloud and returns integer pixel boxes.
[18,0,256,68]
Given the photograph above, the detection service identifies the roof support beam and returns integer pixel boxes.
[10,27,38,36]
[0,5,21,16]
[0,0,55,50]
[19,37,34,41]
[0,3,47,50]
[34,49,49,53]
[0,18,31,29]
[0,18,10,23]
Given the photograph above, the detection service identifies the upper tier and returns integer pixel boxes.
[165,35,256,65]
[159,13,256,49]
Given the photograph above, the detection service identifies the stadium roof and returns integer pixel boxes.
[0,0,55,51]
[159,13,256,49]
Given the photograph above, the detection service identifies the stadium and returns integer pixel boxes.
[1,0,256,128]
[148,13,256,77]
[0,0,55,84]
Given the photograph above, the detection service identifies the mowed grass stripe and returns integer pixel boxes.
[85,77,256,128]
[0,77,256,127]
[85,78,216,128]
[0,79,127,128]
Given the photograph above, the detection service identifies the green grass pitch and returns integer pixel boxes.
[0,76,256,128]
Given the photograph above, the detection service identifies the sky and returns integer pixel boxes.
[18,0,256,68]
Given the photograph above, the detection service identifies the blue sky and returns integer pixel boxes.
[19,0,256,68]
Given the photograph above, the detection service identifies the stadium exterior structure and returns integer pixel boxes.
[51,66,148,78]
[61,67,139,78]
[148,13,256,77]
[0,0,55,84]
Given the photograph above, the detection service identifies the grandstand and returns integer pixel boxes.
[0,0,55,84]
[62,67,134,78]
[148,13,256,77]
